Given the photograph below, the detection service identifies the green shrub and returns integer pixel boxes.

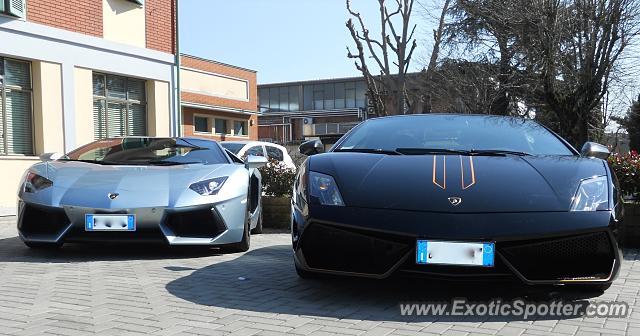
[260,158,297,197]
[608,151,640,198]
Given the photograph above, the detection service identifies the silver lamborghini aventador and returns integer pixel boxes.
[17,137,267,251]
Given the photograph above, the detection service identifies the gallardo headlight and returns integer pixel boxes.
[310,171,345,206]
[570,176,608,211]
[189,176,228,196]
[23,172,53,193]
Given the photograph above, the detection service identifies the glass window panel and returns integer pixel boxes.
[313,85,324,110]
[0,92,4,154]
[303,86,313,110]
[279,87,288,111]
[259,89,269,111]
[335,82,345,99]
[234,120,247,136]
[289,86,299,111]
[356,81,366,100]
[346,86,356,108]
[4,60,31,88]
[127,79,145,102]
[215,118,228,134]
[93,74,105,96]
[106,75,127,99]
[245,145,265,157]
[335,98,345,109]
[269,87,279,110]
[194,116,208,133]
[266,146,284,161]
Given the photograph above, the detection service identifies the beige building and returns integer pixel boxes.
[0,0,177,211]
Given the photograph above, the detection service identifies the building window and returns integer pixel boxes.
[233,120,247,136]
[1,0,26,18]
[92,73,147,140]
[0,58,33,155]
[194,116,209,133]
[214,118,228,134]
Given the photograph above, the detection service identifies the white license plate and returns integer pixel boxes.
[416,240,494,267]
[85,214,136,231]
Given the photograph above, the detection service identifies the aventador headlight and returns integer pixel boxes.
[309,171,345,206]
[570,176,608,211]
[189,176,228,196]
[23,172,53,193]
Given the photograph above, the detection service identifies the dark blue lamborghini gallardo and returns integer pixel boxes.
[291,114,622,292]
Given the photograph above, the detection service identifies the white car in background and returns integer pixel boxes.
[221,141,296,171]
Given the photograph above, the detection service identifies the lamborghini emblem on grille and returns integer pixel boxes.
[108,193,119,200]
[448,197,462,206]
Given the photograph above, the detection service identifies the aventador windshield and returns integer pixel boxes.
[335,115,575,156]
[63,137,228,165]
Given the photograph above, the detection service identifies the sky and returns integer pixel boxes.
[179,0,431,84]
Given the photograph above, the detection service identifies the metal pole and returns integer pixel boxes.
[174,0,182,136]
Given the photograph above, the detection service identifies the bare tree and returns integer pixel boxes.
[346,0,419,116]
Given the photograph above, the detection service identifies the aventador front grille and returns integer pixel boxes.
[500,232,614,281]
[164,208,226,238]
[300,223,410,275]
[19,204,70,237]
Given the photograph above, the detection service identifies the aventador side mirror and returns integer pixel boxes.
[39,152,63,162]
[580,142,610,160]
[245,155,268,169]
[299,140,324,156]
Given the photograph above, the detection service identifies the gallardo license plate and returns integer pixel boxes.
[416,240,494,267]
[85,214,136,231]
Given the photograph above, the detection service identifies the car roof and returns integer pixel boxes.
[221,141,284,148]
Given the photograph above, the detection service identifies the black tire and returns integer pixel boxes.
[24,241,62,249]
[224,212,251,253]
[251,211,263,234]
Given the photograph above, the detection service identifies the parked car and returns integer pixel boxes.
[17,137,267,250]
[221,141,296,170]
[292,114,622,292]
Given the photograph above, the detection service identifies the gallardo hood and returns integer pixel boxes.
[308,152,608,213]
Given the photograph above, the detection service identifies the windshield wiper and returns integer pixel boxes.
[395,148,470,155]
[395,148,531,156]
[146,160,203,166]
[334,148,403,155]
[469,149,531,156]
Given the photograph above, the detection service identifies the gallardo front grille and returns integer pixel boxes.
[500,232,614,281]
[300,223,410,275]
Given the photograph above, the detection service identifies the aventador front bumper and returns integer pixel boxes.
[292,205,622,285]
[17,198,247,246]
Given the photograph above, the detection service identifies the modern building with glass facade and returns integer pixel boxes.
[258,76,369,145]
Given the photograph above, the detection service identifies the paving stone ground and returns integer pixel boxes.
[0,216,638,336]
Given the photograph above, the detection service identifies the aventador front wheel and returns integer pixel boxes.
[251,211,263,234]
[225,212,251,253]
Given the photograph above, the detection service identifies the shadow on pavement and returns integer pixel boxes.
[166,244,606,322]
[0,236,223,263]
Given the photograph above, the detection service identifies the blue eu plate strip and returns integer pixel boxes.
[85,215,94,230]
[416,240,428,264]
[127,216,135,230]
[483,243,495,266]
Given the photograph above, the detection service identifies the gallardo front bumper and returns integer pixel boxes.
[293,205,621,285]
[17,199,247,246]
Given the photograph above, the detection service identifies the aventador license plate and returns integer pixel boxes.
[416,240,494,267]
[85,214,136,231]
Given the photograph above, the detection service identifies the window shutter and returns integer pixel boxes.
[4,89,33,154]
[0,92,4,155]
[7,0,26,18]
[107,102,126,138]
[127,104,146,136]
[93,99,106,140]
